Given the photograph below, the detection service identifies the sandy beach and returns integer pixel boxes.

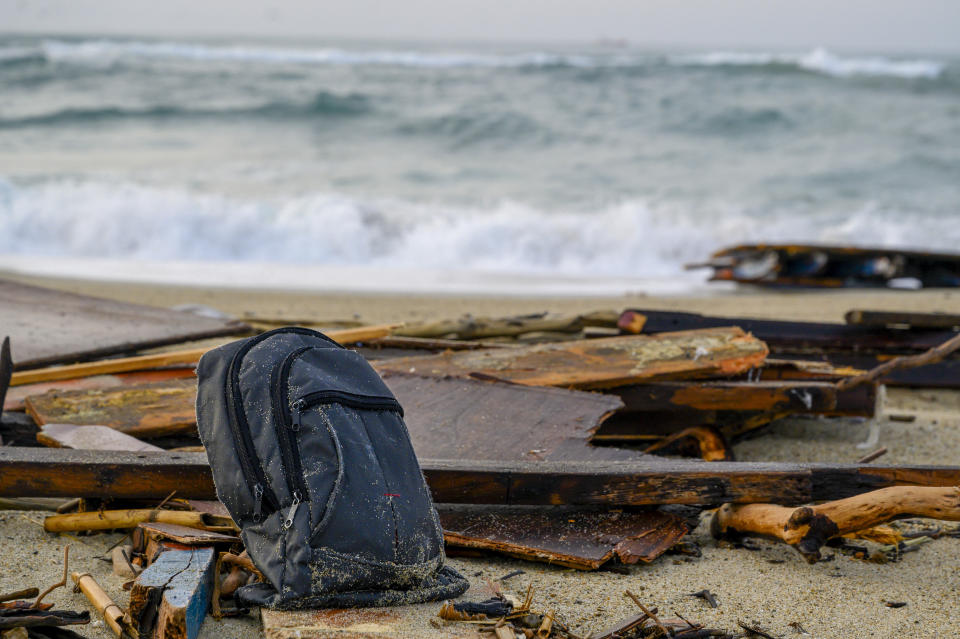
[1,272,958,638]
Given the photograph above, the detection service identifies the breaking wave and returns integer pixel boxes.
[0,178,953,280]
[674,47,945,79]
[0,39,946,80]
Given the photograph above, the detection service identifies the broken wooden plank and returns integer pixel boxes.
[0,279,248,370]
[439,506,687,569]
[129,547,215,639]
[383,373,638,463]
[609,380,875,417]
[845,309,960,330]
[261,606,467,638]
[3,448,960,507]
[4,368,196,412]
[619,309,956,354]
[393,310,619,339]
[25,379,197,438]
[9,325,397,387]
[37,424,164,452]
[136,523,239,548]
[375,327,769,389]
[0,337,11,424]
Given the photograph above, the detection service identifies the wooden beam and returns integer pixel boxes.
[129,547,215,639]
[375,327,769,390]
[1,448,959,507]
[845,309,960,330]
[37,423,164,452]
[10,324,400,387]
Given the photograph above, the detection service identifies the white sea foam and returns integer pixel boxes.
[0,177,953,293]
[2,40,942,79]
[676,47,945,78]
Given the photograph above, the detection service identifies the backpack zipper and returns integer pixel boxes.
[271,346,314,520]
[224,327,341,523]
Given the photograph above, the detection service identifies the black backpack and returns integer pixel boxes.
[195,327,468,609]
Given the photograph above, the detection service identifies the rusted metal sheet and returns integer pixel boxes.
[688,244,960,288]
[4,368,195,412]
[261,607,472,639]
[375,327,769,390]
[25,378,197,438]
[440,506,687,570]
[0,279,248,369]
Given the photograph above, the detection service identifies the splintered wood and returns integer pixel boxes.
[25,378,197,438]
[374,327,769,389]
[439,506,687,569]
[129,548,216,639]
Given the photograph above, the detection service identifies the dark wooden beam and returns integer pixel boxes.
[1,448,958,507]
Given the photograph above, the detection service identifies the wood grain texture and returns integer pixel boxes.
[37,423,164,452]
[2,448,960,507]
[5,368,196,411]
[1,278,247,370]
[261,607,471,638]
[129,547,215,639]
[25,379,197,437]
[374,327,769,389]
[440,506,687,569]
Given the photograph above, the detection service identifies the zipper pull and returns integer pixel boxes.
[252,484,264,522]
[291,399,305,431]
[282,492,301,531]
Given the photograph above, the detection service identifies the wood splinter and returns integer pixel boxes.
[712,485,960,563]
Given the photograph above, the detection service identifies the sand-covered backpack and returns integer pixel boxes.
[195,327,468,609]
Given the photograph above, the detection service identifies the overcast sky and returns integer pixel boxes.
[2,0,958,53]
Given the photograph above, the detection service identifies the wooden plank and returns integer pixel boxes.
[0,278,248,370]
[845,309,960,330]
[137,523,239,547]
[37,423,164,451]
[393,310,619,339]
[25,379,197,438]
[261,607,470,639]
[375,327,769,389]
[619,309,956,353]
[440,506,687,569]
[610,380,866,414]
[0,337,10,421]
[129,547,215,639]
[10,325,398,387]
[2,448,960,507]
[383,373,639,463]
[4,368,196,412]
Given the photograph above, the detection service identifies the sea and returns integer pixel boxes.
[0,35,957,294]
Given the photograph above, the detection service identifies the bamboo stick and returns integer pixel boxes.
[44,508,231,533]
[71,572,124,637]
[10,324,401,386]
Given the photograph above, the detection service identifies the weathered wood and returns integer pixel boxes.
[845,309,960,330]
[37,424,164,452]
[440,506,687,569]
[129,548,215,639]
[9,325,396,387]
[384,373,637,463]
[3,448,960,507]
[0,337,11,422]
[619,309,957,353]
[1,279,248,370]
[610,380,875,416]
[712,486,960,563]
[5,368,196,412]
[137,523,239,547]
[643,426,733,461]
[375,327,769,389]
[393,310,619,339]
[261,607,466,639]
[25,379,197,438]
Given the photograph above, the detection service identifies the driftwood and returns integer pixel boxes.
[129,548,215,639]
[393,310,619,339]
[439,506,687,569]
[375,327,769,389]
[71,572,124,637]
[845,309,960,330]
[5,368,195,412]
[10,324,398,386]
[37,424,164,452]
[836,332,960,391]
[4,448,960,507]
[712,485,960,563]
[642,426,733,461]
